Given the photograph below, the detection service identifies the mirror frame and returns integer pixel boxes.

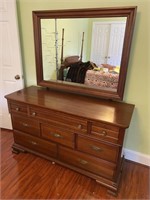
[32,6,137,100]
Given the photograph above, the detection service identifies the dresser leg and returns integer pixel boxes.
[12,148,20,154]
[107,189,117,196]
[96,179,118,196]
[12,143,27,154]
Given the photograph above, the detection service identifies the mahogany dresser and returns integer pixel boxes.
[5,86,134,194]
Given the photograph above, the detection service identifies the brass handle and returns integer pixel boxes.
[91,145,103,152]
[79,159,88,165]
[78,124,82,129]
[32,112,36,116]
[53,133,63,138]
[100,130,107,136]
[22,122,28,127]
[15,107,19,111]
[14,75,20,80]
[31,141,37,145]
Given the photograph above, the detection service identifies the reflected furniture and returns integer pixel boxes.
[5,86,134,194]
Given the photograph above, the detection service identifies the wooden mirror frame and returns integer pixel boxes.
[32,6,137,100]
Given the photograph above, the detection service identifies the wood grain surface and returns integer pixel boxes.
[1,128,149,199]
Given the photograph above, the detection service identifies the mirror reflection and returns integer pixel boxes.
[41,17,126,91]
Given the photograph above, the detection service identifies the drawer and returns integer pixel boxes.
[59,146,115,179]
[77,135,119,162]
[91,122,119,144]
[12,115,40,137]
[41,124,74,148]
[14,131,57,158]
[29,106,87,133]
[9,101,27,115]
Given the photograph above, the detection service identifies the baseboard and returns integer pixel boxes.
[123,148,150,166]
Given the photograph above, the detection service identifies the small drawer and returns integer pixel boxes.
[9,102,27,114]
[91,122,119,143]
[12,115,40,136]
[14,131,57,158]
[59,146,115,179]
[41,124,74,148]
[77,135,119,162]
[29,106,87,133]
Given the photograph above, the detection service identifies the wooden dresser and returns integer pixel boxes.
[5,86,134,194]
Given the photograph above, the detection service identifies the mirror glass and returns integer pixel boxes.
[33,7,137,100]
[41,17,127,93]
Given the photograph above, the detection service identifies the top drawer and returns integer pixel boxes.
[9,102,27,115]
[91,122,119,144]
[11,114,40,137]
[29,106,87,133]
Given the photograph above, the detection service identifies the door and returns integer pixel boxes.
[90,21,126,66]
[107,23,126,66]
[0,0,24,129]
[90,23,110,65]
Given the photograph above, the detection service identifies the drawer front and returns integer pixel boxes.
[9,102,27,115]
[14,131,57,158]
[91,122,119,144]
[77,135,119,162]
[41,124,74,148]
[12,115,40,136]
[59,146,115,179]
[29,106,87,133]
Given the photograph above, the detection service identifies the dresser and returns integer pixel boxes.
[5,86,134,195]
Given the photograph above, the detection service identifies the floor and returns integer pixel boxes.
[1,128,150,199]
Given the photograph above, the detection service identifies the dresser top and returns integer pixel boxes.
[5,86,134,128]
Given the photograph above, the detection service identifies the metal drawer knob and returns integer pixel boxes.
[22,122,28,127]
[91,145,102,152]
[53,133,63,138]
[32,112,36,116]
[100,130,107,136]
[15,107,19,111]
[31,141,37,145]
[78,124,82,129]
[79,159,88,165]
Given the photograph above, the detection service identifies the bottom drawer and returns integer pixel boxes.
[14,131,57,158]
[59,146,116,179]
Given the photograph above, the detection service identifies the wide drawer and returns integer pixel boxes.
[41,124,75,148]
[9,101,27,115]
[91,122,119,144]
[29,106,87,133]
[59,146,115,179]
[14,131,57,158]
[12,115,40,137]
[77,135,119,162]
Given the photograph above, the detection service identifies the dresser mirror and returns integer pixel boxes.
[33,6,137,100]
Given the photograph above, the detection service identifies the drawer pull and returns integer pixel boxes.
[53,133,63,138]
[15,107,20,111]
[32,112,36,116]
[91,145,103,152]
[100,130,107,136]
[31,141,37,145]
[22,122,29,127]
[78,124,82,129]
[79,159,88,165]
